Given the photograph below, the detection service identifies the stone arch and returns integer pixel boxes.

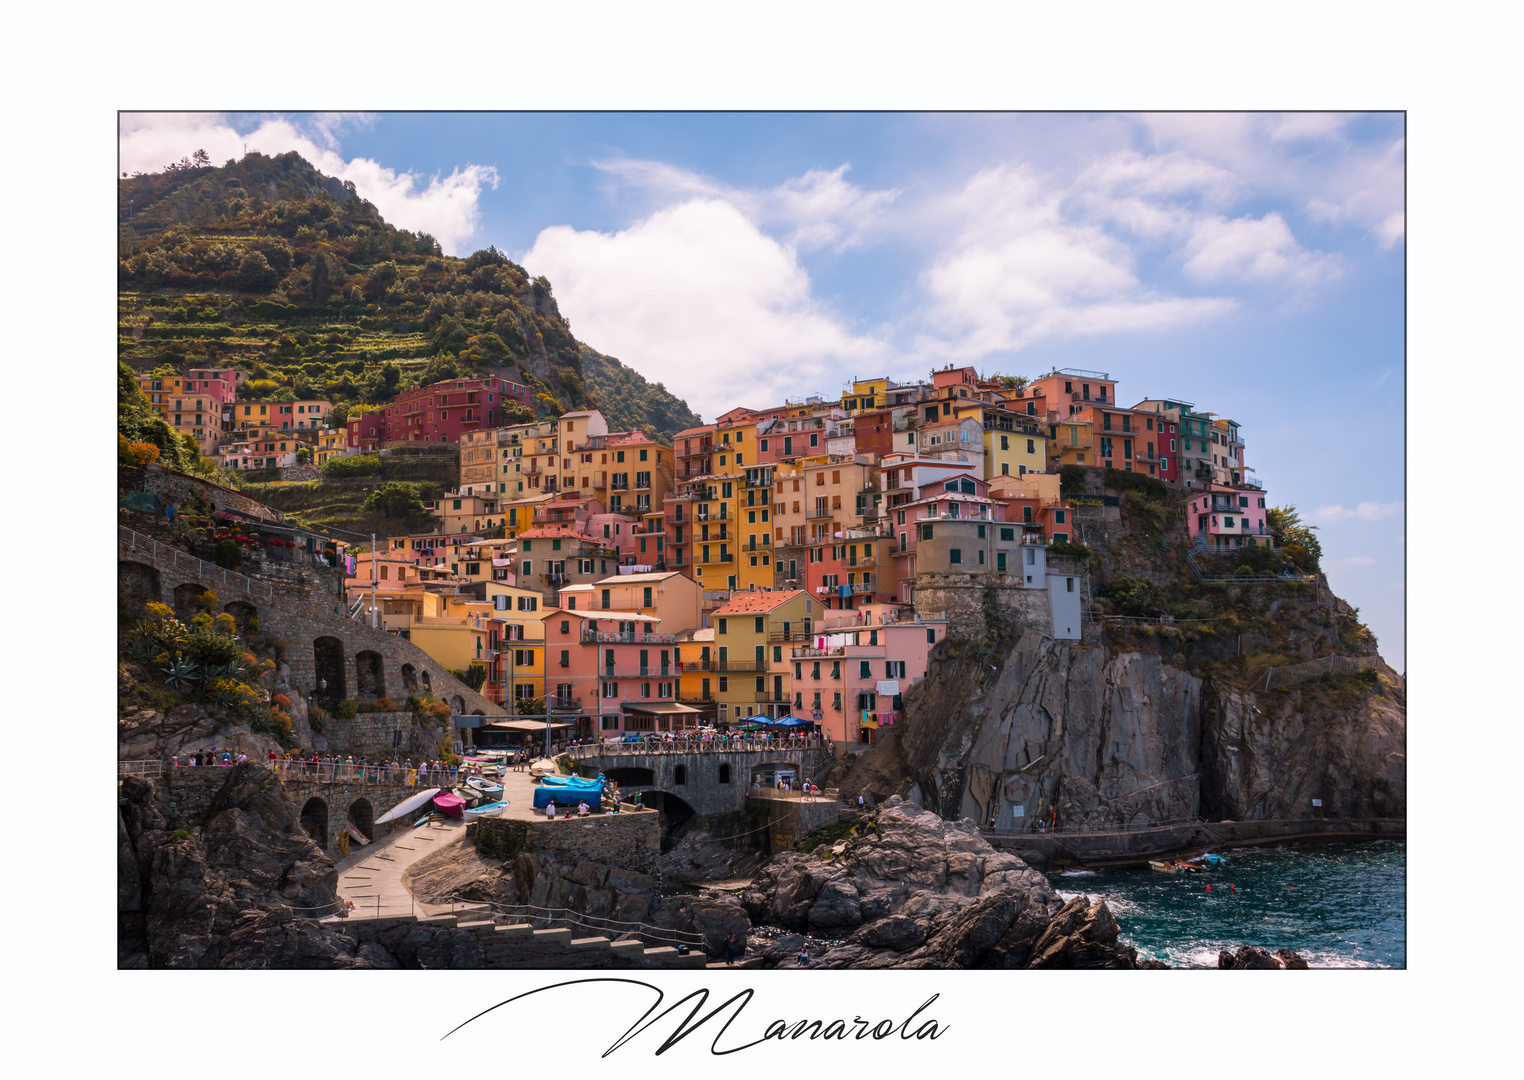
[348,797,375,841]
[401,663,418,692]
[299,796,329,847]
[421,670,432,692]
[172,582,210,620]
[718,762,731,784]
[223,600,258,626]
[641,789,697,853]
[355,650,386,699]
[118,561,162,604]
[673,764,688,785]
[451,695,465,713]
[604,766,655,787]
[313,637,345,702]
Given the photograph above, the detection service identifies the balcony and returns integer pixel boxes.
[793,645,846,658]
[680,659,766,672]
[609,479,629,491]
[602,667,675,679]
[582,629,678,644]
[807,508,834,520]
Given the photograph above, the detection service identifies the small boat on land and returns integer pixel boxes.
[464,800,509,821]
[466,776,504,799]
[376,788,442,824]
[528,758,560,778]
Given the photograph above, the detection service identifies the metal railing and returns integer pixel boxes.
[119,525,276,599]
[573,735,830,756]
[1262,653,1381,690]
[420,896,706,949]
[981,815,1205,838]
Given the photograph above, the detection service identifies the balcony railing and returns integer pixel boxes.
[678,659,766,672]
[807,509,833,519]
[602,667,674,679]
[581,630,678,644]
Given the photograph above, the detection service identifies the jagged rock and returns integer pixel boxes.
[1218,946,1309,969]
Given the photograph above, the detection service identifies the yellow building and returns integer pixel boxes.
[400,587,546,707]
[712,590,813,722]
[315,427,349,466]
[1047,419,1094,469]
[558,410,675,517]
[428,492,503,535]
[674,627,717,714]
[953,403,1048,480]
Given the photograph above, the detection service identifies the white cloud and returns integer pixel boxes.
[916,164,1235,359]
[593,158,898,252]
[1140,113,1404,250]
[520,198,889,419]
[1180,212,1341,288]
[118,112,497,255]
[1312,501,1405,523]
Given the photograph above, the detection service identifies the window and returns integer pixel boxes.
[602,681,618,697]
[1066,577,1075,592]
[949,548,962,564]
[718,618,728,634]
[754,616,764,633]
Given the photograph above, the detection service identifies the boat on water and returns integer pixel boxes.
[1149,860,1201,873]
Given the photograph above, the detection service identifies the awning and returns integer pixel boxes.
[481,718,577,732]
[620,702,704,715]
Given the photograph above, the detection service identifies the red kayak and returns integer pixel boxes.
[432,792,466,819]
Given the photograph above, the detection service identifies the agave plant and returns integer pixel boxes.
[125,636,159,664]
[162,660,204,691]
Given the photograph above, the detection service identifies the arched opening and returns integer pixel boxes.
[348,797,374,841]
[299,797,329,847]
[640,790,698,853]
[117,561,162,607]
[421,670,432,692]
[451,695,465,713]
[172,582,210,620]
[355,650,386,699]
[313,637,345,703]
[673,764,688,785]
[604,766,655,788]
[401,664,418,691]
[718,763,731,784]
[223,600,258,628]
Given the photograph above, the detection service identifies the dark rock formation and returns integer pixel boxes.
[895,630,1405,828]
[1218,946,1310,969]
[118,763,469,969]
[741,799,1161,969]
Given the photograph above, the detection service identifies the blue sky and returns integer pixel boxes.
[119,111,1405,669]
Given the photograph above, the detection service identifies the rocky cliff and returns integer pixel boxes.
[740,799,1162,968]
[874,473,1406,831]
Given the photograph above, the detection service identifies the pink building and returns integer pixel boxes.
[348,412,385,452]
[789,606,944,746]
[542,610,688,734]
[1187,484,1273,551]
[184,368,241,404]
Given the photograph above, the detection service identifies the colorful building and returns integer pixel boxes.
[712,590,814,723]
[1187,484,1273,551]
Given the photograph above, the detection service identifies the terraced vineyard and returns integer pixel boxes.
[117,150,701,442]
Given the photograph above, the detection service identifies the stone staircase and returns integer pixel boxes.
[341,911,709,969]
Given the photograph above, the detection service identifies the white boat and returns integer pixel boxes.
[466,776,504,799]
[375,788,442,824]
[463,801,509,821]
[528,758,560,778]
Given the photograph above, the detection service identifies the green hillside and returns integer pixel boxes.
[116,150,702,441]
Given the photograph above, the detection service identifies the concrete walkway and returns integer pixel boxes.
[333,815,473,920]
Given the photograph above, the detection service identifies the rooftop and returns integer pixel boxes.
[715,589,808,615]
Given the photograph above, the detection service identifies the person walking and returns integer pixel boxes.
[725,932,736,966]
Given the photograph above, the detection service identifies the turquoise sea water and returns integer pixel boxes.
[1052,840,1406,968]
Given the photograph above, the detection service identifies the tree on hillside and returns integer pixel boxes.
[1267,505,1323,572]
[236,250,279,293]
[361,482,428,520]
[192,149,211,168]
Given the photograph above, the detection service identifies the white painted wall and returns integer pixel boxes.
[1048,571,1083,639]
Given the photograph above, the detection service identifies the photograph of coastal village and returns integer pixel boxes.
[116,111,1405,971]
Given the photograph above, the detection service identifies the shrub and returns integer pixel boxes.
[1059,464,1088,498]
[272,693,291,710]
[1101,575,1167,616]
[213,537,242,569]
[214,613,237,634]
[1105,467,1168,500]
[183,627,242,668]
[320,454,382,479]
[335,699,358,720]
[1048,541,1091,559]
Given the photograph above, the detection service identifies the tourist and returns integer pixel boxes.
[858,794,864,809]
[221,750,232,765]
[547,801,557,819]
[237,751,247,764]
[797,943,809,967]
[577,800,590,817]
[187,755,196,767]
[267,749,277,771]
[345,754,355,780]
[171,755,180,768]
[726,932,736,965]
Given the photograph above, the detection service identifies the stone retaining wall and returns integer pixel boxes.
[132,465,285,522]
[119,531,503,723]
[321,712,453,759]
[472,809,662,875]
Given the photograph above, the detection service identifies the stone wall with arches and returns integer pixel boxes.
[119,527,503,723]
